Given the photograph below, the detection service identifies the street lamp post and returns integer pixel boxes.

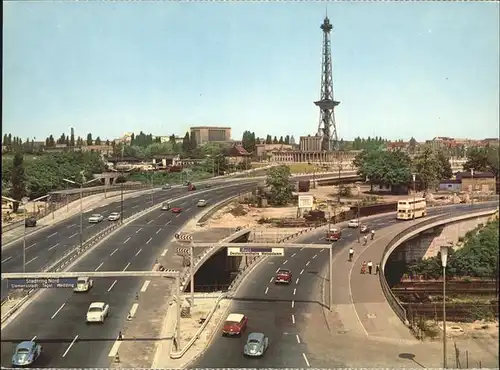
[470,169,474,207]
[109,168,132,224]
[412,173,416,220]
[63,177,102,248]
[150,171,155,206]
[357,186,361,243]
[440,245,449,369]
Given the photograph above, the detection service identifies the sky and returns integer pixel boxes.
[3,1,499,143]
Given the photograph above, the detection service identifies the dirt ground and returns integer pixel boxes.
[2,201,50,223]
[426,320,499,340]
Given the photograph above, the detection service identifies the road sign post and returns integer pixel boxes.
[175,233,195,306]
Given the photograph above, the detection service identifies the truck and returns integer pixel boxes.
[326,227,342,242]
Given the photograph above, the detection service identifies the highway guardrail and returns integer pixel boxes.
[378,208,498,327]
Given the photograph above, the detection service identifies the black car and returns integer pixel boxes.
[25,217,37,227]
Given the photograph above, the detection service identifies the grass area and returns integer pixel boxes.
[286,163,323,174]
[128,170,213,185]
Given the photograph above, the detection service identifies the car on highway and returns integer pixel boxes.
[360,224,369,233]
[274,269,292,284]
[347,219,359,228]
[162,183,171,190]
[25,216,37,228]
[11,340,42,367]
[88,214,104,223]
[86,302,109,323]
[108,212,121,221]
[197,199,208,207]
[326,227,342,242]
[74,277,93,293]
[222,313,248,336]
[243,332,269,357]
[171,207,183,214]
[161,202,171,211]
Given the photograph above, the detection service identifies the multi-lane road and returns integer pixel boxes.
[0,182,257,367]
[190,203,497,368]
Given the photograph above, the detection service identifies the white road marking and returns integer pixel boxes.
[160,249,167,257]
[124,237,131,244]
[123,262,131,271]
[26,256,38,265]
[292,300,295,308]
[95,262,104,271]
[275,268,280,273]
[312,254,317,259]
[320,248,324,252]
[69,232,78,239]
[66,224,76,228]
[302,353,310,366]
[62,335,79,358]
[51,303,65,319]
[185,207,191,212]
[48,243,59,251]
[147,220,153,224]
[31,336,37,341]
[300,247,304,251]
[291,253,296,257]
[47,232,58,239]
[108,334,124,357]
[2,256,12,264]
[165,220,171,225]
[296,334,301,344]
[283,259,288,265]
[86,225,94,229]
[26,243,36,250]
[140,280,151,292]
[265,287,269,294]
[291,314,295,324]
[146,237,153,245]
[300,269,304,275]
[110,248,118,256]
[135,248,142,257]
[136,228,143,234]
[269,277,273,283]
[347,233,352,237]
[108,280,117,292]
[175,214,181,218]
[293,288,297,295]
[156,228,162,234]
[131,204,139,209]
[296,278,299,284]
[306,261,311,266]
[129,303,139,318]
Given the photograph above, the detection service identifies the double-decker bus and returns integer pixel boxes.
[397,197,427,220]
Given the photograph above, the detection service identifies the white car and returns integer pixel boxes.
[74,277,93,292]
[347,219,360,228]
[108,212,121,221]
[197,199,207,207]
[86,302,109,323]
[88,214,104,223]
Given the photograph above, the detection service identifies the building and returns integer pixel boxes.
[439,171,496,194]
[299,136,322,152]
[255,144,293,160]
[190,126,231,145]
[225,144,251,166]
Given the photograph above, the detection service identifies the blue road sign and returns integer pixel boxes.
[7,277,78,290]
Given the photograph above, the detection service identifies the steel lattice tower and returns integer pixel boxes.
[314,15,340,152]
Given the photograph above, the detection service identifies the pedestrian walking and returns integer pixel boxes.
[375,263,380,275]
[348,247,354,262]
[367,260,373,274]
[361,261,367,274]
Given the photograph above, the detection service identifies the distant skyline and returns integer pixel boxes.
[3,2,499,142]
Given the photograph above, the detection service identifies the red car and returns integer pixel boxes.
[222,313,248,336]
[171,207,183,214]
[187,184,196,191]
[326,228,342,242]
[275,269,292,284]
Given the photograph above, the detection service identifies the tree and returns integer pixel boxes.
[95,137,102,145]
[266,165,294,206]
[290,135,296,145]
[189,133,197,152]
[70,128,75,147]
[412,147,440,193]
[10,152,26,212]
[86,133,93,145]
[182,132,190,154]
[436,150,453,180]
[464,146,499,177]
[105,139,110,146]
[278,136,284,144]
[265,135,272,144]
[241,131,256,153]
[272,136,278,144]
[284,135,290,145]
[48,135,55,147]
[408,137,417,155]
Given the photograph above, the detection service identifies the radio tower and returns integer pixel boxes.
[314,14,340,152]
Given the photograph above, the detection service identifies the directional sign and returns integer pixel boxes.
[227,247,285,257]
[7,277,78,290]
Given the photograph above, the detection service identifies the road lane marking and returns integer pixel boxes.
[2,256,12,264]
[292,300,295,308]
[175,214,181,218]
[124,237,131,244]
[165,220,171,225]
[300,269,304,275]
[48,243,60,251]
[108,334,124,357]
[160,249,167,257]
[296,278,299,284]
[110,248,118,256]
[300,247,304,251]
[123,262,131,271]
[47,232,58,239]
[296,334,301,344]
[135,248,142,256]
[51,303,65,319]
[302,353,310,366]
[136,228,143,234]
[291,253,296,257]
[69,232,78,239]
[66,224,76,228]
[131,204,139,208]
[146,237,153,245]
[140,280,150,292]
[283,259,288,265]
[275,268,280,273]
[129,303,139,318]
[95,262,104,271]
[320,248,324,252]
[312,254,317,259]
[291,314,295,324]
[147,220,153,224]
[31,336,37,341]
[62,335,79,358]
[26,243,36,250]
[347,233,352,237]
[108,280,117,292]
[265,287,269,294]
[156,228,162,234]
[26,256,38,265]
[293,288,297,295]
[306,261,311,266]
[269,277,273,283]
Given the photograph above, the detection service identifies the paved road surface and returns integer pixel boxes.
[190,203,497,368]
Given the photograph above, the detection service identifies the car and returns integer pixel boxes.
[197,199,207,207]
[222,313,248,336]
[162,184,171,190]
[360,224,369,233]
[12,340,42,367]
[88,214,104,223]
[161,202,171,211]
[243,332,269,357]
[347,219,359,228]
[275,269,292,284]
[74,277,93,293]
[25,217,37,228]
[86,302,109,323]
[188,184,196,191]
[326,227,342,242]
[108,212,121,221]
[171,207,183,214]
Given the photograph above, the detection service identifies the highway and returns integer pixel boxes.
[0,183,257,368]
[190,202,497,368]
